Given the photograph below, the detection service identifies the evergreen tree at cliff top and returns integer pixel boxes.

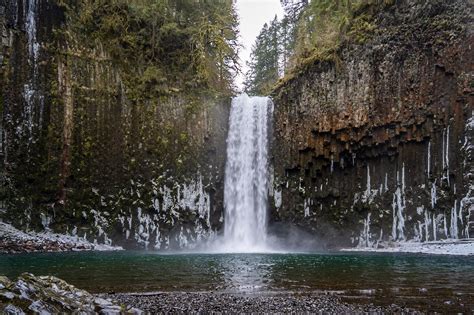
[245,0,392,94]
[243,16,280,95]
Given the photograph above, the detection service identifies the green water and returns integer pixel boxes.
[1,251,473,309]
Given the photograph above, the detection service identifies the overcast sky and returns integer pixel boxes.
[235,0,284,90]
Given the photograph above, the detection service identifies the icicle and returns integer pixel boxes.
[154,229,161,249]
[424,209,430,242]
[362,164,374,203]
[178,227,188,248]
[391,167,405,241]
[395,188,405,240]
[414,224,422,242]
[446,126,450,186]
[450,200,458,239]
[401,163,405,193]
[442,129,446,171]
[392,165,406,241]
[427,141,431,176]
[443,214,448,238]
[366,164,371,196]
[127,215,132,229]
[442,127,450,186]
[431,181,437,208]
[304,198,310,217]
[274,189,282,208]
[392,192,398,241]
[466,206,471,239]
[376,228,383,248]
[358,213,372,248]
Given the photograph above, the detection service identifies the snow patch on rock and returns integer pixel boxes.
[0,222,123,253]
[342,239,474,256]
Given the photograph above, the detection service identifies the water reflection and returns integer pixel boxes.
[217,254,273,292]
[0,252,473,302]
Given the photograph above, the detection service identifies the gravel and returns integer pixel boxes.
[104,291,419,314]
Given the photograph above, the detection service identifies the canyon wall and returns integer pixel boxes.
[0,0,230,249]
[271,0,474,248]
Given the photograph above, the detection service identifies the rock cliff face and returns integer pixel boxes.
[0,1,229,249]
[2,0,473,251]
[271,0,474,248]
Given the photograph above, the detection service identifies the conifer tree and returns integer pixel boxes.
[243,16,280,95]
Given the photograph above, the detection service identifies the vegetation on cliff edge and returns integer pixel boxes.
[244,0,395,95]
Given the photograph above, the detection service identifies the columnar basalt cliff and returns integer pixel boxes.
[271,0,474,248]
[0,1,231,249]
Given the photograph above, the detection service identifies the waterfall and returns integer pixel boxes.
[221,94,272,252]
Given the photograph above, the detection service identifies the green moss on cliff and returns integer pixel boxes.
[273,0,395,90]
[56,0,239,99]
[1,0,234,239]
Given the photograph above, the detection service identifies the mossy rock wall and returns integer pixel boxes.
[271,0,474,248]
[0,0,230,249]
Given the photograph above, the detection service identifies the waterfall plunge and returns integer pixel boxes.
[220,94,272,252]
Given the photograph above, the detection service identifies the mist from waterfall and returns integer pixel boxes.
[218,94,273,252]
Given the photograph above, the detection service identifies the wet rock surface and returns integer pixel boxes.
[0,273,140,314]
[106,292,417,314]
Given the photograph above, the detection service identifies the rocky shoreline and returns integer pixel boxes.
[0,222,123,253]
[0,273,415,314]
[2,273,469,314]
[0,273,140,314]
[103,292,417,314]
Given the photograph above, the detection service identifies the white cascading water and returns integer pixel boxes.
[221,94,272,252]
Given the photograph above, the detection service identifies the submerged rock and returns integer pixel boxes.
[0,273,141,314]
